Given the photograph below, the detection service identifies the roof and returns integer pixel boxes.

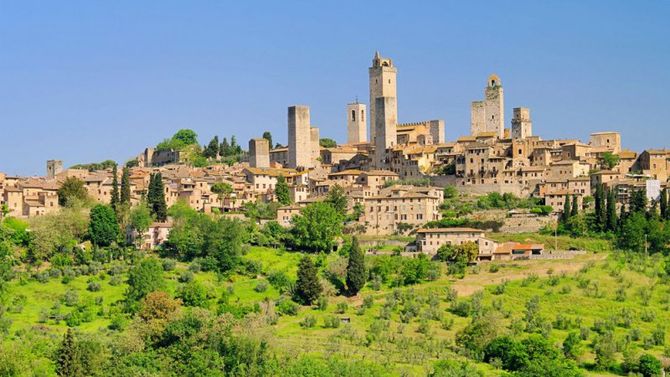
[362,170,399,177]
[417,227,484,234]
[328,169,363,176]
[244,167,302,177]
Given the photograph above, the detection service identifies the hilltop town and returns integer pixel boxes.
[2,53,664,245]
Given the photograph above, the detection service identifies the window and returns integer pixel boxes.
[361,110,365,121]
[351,110,356,121]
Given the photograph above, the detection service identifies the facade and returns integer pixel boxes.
[249,138,270,168]
[369,52,397,144]
[46,160,63,179]
[511,107,532,140]
[471,74,504,138]
[347,102,367,144]
[373,96,398,168]
[288,105,312,169]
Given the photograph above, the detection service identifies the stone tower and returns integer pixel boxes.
[374,97,397,168]
[288,105,312,169]
[310,127,320,166]
[46,160,63,179]
[471,74,505,139]
[347,102,367,144]
[369,52,397,144]
[511,107,532,139]
[248,138,270,168]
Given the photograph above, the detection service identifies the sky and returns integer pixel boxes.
[1,1,669,176]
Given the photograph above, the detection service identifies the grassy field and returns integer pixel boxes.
[2,239,668,376]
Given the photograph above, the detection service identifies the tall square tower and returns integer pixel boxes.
[369,52,397,143]
[288,105,312,169]
[347,102,367,144]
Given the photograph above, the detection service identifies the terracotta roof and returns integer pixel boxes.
[417,227,484,233]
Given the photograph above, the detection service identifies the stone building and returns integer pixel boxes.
[248,138,270,168]
[288,105,312,169]
[471,74,505,139]
[46,160,63,179]
[373,97,397,168]
[361,185,443,235]
[369,52,397,143]
[511,107,532,139]
[310,127,320,167]
[589,132,621,154]
[347,102,367,144]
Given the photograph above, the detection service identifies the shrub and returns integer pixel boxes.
[87,282,101,292]
[178,271,194,283]
[161,259,176,271]
[317,296,328,311]
[323,315,340,328]
[254,281,269,293]
[63,289,79,307]
[336,302,348,314]
[489,264,500,273]
[362,295,374,309]
[300,315,316,328]
[276,297,299,316]
[176,281,208,307]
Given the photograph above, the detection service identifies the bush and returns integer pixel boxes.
[254,281,269,293]
[161,259,176,271]
[63,289,79,307]
[300,315,316,328]
[323,315,341,328]
[178,271,194,283]
[176,281,208,307]
[276,297,299,316]
[87,282,101,292]
[362,296,374,309]
[336,302,348,314]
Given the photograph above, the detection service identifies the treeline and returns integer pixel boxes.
[558,184,670,254]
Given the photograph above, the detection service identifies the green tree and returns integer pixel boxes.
[110,163,120,211]
[262,131,273,149]
[120,167,131,205]
[631,188,648,214]
[660,188,668,220]
[291,202,343,253]
[594,184,604,230]
[345,237,366,296]
[570,195,579,217]
[606,187,618,232]
[172,129,199,145]
[211,182,233,209]
[125,258,166,305]
[294,256,322,305]
[618,212,648,252]
[638,354,662,377]
[319,138,337,148]
[601,152,620,170]
[203,136,220,159]
[58,177,89,207]
[147,173,168,222]
[275,175,291,205]
[177,280,208,307]
[88,204,119,247]
[56,329,81,377]
[562,332,581,359]
[219,137,230,157]
[129,202,152,243]
[561,195,571,223]
[326,184,348,214]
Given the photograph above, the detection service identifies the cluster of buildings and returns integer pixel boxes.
[1,52,668,257]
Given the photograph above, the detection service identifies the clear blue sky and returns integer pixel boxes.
[1,1,669,175]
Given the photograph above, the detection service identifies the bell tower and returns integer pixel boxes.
[368,51,397,143]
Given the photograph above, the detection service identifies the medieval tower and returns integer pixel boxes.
[46,160,63,179]
[511,107,532,139]
[369,52,397,144]
[374,97,397,168]
[471,74,505,139]
[288,105,312,169]
[248,138,270,168]
[347,102,367,144]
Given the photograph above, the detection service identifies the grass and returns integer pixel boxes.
[2,240,669,376]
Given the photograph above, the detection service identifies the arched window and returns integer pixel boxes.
[351,110,356,121]
[361,110,365,121]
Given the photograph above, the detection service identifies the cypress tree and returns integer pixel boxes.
[204,136,219,158]
[606,188,618,232]
[294,256,322,305]
[562,195,571,223]
[275,175,291,205]
[262,131,273,149]
[148,173,168,222]
[120,167,131,205]
[631,188,648,214]
[345,237,366,296]
[219,137,230,157]
[110,164,119,211]
[661,189,668,220]
[56,328,81,377]
[598,185,608,231]
[594,184,603,229]
[570,195,579,217]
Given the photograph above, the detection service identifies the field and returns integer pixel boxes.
[2,238,669,376]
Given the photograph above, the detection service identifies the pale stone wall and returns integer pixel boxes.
[369,52,397,143]
[310,127,320,166]
[470,101,485,136]
[589,132,621,154]
[485,75,504,139]
[248,138,270,168]
[374,97,397,168]
[46,160,63,179]
[347,102,367,144]
[416,229,486,254]
[288,105,312,169]
[511,107,532,139]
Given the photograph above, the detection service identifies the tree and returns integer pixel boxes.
[203,136,220,159]
[211,182,233,209]
[56,329,81,377]
[58,177,89,207]
[219,137,230,157]
[345,237,366,296]
[88,204,119,247]
[319,138,337,148]
[601,152,620,170]
[606,187,618,232]
[597,186,607,231]
[660,189,668,220]
[618,212,648,252]
[120,167,131,205]
[326,184,348,214]
[561,195,571,223]
[291,202,343,253]
[294,256,322,305]
[147,173,167,222]
[125,258,166,305]
[631,188,648,214]
[129,202,152,244]
[570,195,579,217]
[594,184,604,230]
[177,280,208,307]
[275,175,291,205]
[562,332,581,359]
[262,131,273,150]
[637,354,662,377]
[172,129,198,146]
[110,164,120,211]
